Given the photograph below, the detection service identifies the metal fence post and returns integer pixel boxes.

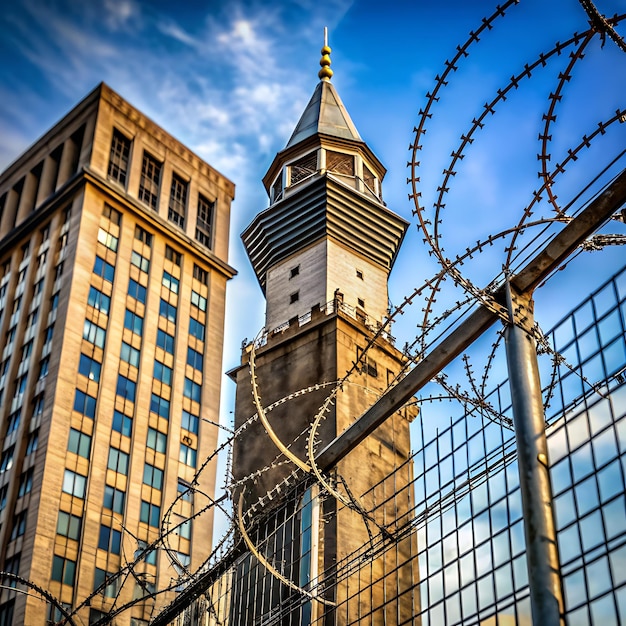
[504,284,564,626]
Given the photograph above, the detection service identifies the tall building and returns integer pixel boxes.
[0,83,235,624]
[229,41,418,623]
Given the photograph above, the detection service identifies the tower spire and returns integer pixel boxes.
[318,26,333,81]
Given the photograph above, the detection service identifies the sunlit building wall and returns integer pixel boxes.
[0,84,235,624]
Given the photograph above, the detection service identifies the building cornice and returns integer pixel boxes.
[0,168,237,281]
[100,84,235,200]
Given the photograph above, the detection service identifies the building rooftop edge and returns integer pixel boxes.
[0,82,236,199]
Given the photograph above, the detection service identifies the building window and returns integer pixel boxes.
[124,309,144,336]
[181,409,199,434]
[26,309,39,329]
[159,299,177,323]
[356,269,364,280]
[168,173,187,228]
[36,250,47,270]
[189,318,205,342]
[153,360,172,386]
[186,347,203,372]
[290,151,317,185]
[138,152,161,210]
[103,486,125,513]
[93,256,115,283]
[57,511,82,540]
[5,327,15,345]
[120,342,140,367]
[134,225,152,247]
[0,486,8,511]
[18,468,33,497]
[26,430,38,455]
[107,129,131,186]
[108,447,129,475]
[115,374,137,402]
[62,470,87,498]
[193,264,208,285]
[195,195,214,248]
[51,555,76,586]
[140,501,161,527]
[179,443,197,468]
[43,324,54,347]
[363,163,376,193]
[14,374,27,396]
[68,428,92,458]
[33,393,45,416]
[89,609,108,623]
[98,524,122,555]
[290,265,300,279]
[177,479,193,502]
[150,393,170,419]
[143,463,164,490]
[135,542,157,565]
[40,353,50,374]
[112,410,133,437]
[74,389,97,418]
[147,427,167,453]
[6,410,20,435]
[78,353,102,382]
[156,329,175,354]
[0,600,14,626]
[165,245,181,266]
[0,447,14,473]
[10,511,27,540]
[183,378,201,403]
[271,174,283,203]
[177,519,192,539]
[94,568,118,598]
[327,150,355,176]
[55,261,65,281]
[191,290,206,312]
[290,291,299,304]
[3,554,20,587]
[97,227,118,252]
[88,286,111,314]
[128,278,147,304]
[103,204,121,225]
[162,271,179,294]
[131,250,149,273]
[12,296,22,315]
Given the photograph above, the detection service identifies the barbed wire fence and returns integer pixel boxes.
[3,1,625,624]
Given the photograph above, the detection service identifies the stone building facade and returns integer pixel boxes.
[0,83,235,624]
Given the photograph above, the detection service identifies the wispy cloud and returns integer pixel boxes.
[0,0,353,201]
[102,0,139,30]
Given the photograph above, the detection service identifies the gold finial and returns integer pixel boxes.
[318,26,333,81]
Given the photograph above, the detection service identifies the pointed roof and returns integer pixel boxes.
[285,79,362,149]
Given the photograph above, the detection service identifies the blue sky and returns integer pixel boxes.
[1,0,625,426]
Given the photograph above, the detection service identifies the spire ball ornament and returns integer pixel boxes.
[319,28,333,80]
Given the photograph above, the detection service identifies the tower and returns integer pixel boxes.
[0,84,235,624]
[230,36,419,624]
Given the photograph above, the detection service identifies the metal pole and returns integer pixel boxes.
[504,285,564,626]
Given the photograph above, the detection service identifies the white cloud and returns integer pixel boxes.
[103,0,139,30]
[156,20,201,49]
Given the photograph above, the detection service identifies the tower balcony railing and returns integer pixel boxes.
[247,298,395,351]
